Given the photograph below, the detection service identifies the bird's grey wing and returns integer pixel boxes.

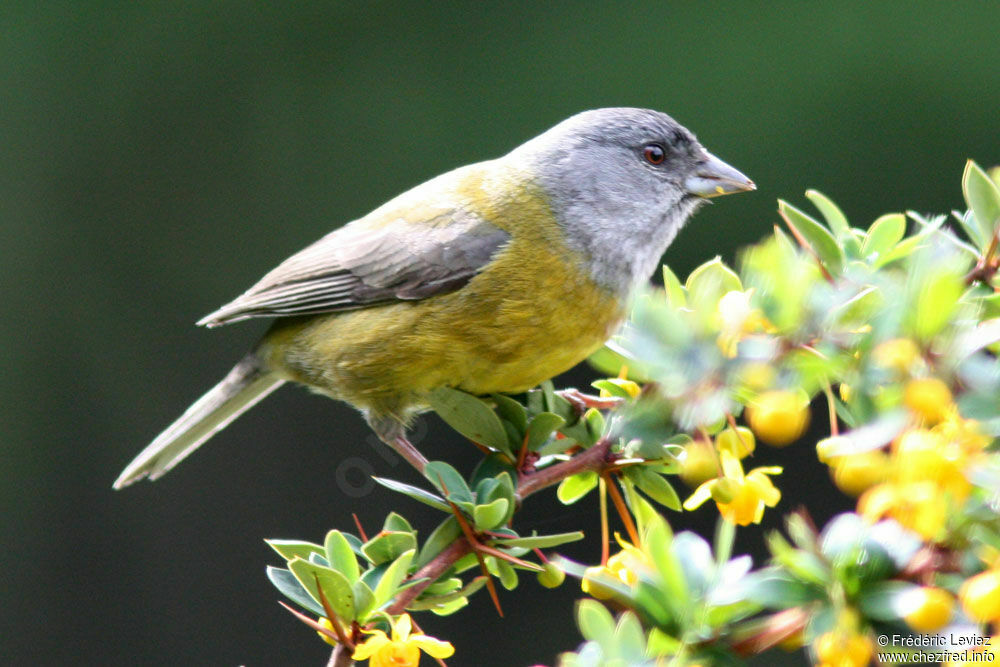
[197,210,509,327]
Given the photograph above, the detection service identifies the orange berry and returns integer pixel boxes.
[746,390,810,446]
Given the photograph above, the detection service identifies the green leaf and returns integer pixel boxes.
[685,257,743,327]
[662,264,687,308]
[627,466,681,511]
[361,531,417,566]
[408,576,488,610]
[805,189,851,240]
[911,266,965,340]
[267,566,324,616]
[373,548,416,609]
[382,512,413,534]
[577,598,616,645]
[557,471,599,504]
[470,454,517,487]
[373,477,450,513]
[590,379,632,399]
[525,412,566,451]
[428,386,512,456]
[585,408,605,440]
[416,517,461,568]
[954,209,986,249]
[288,557,355,621]
[766,532,829,586]
[485,471,515,505]
[266,539,324,563]
[587,344,652,383]
[352,580,377,621]
[857,580,917,621]
[359,561,389,592]
[493,557,519,590]
[324,530,360,582]
[778,199,845,273]
[746,570,823,608]
[491,393,527,433]
[615,611,647,661]
[423,460,474,503]
[473,497,510,531]
[860,213,906,260]
[646,515,688,616]
[963,159,1000,251]
[474,476,499,502]
[493,531,585,549]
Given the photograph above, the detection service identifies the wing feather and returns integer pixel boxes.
[197,209,509,327]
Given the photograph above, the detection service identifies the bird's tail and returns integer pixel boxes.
[113,355,285,489]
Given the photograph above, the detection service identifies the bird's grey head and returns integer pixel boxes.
[506,107,754,296]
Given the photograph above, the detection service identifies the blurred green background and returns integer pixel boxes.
[4,2,999,665]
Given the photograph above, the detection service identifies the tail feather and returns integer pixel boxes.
[113,356,284,489]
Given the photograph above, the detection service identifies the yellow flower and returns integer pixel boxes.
[893,429,970,502]
[903,377,953,425]
[352,614,454,667]
[581,535,651,599]
[683,451,782,526]
[715,426,756,459]
[858,481,947,541]
[933,413,991,455]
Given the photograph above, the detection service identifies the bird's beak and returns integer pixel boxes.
[685,152,755,198]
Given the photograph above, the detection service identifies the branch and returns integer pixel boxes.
[386,532,473,615]
[517,438,615,498]
[327,643,354,667]
[326,438,617,664]
[326,438,618,665]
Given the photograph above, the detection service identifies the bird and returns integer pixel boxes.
[114,107,754,489]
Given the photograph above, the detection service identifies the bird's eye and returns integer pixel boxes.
[643,143,666,165]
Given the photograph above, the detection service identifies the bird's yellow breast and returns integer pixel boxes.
[261,164,624,419]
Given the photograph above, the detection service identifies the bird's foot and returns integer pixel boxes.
[391,435,429,473]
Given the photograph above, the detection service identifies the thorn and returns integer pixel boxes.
[278,601,346,647]
[603,473,641,547]
[599,476,610,565]
[448,500,503,617]
[352,513,368,543]
[777,208,834,283]
[476,543,543,571]
[516,432,530,471]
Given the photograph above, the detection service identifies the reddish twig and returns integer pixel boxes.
[602,473,641,546]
